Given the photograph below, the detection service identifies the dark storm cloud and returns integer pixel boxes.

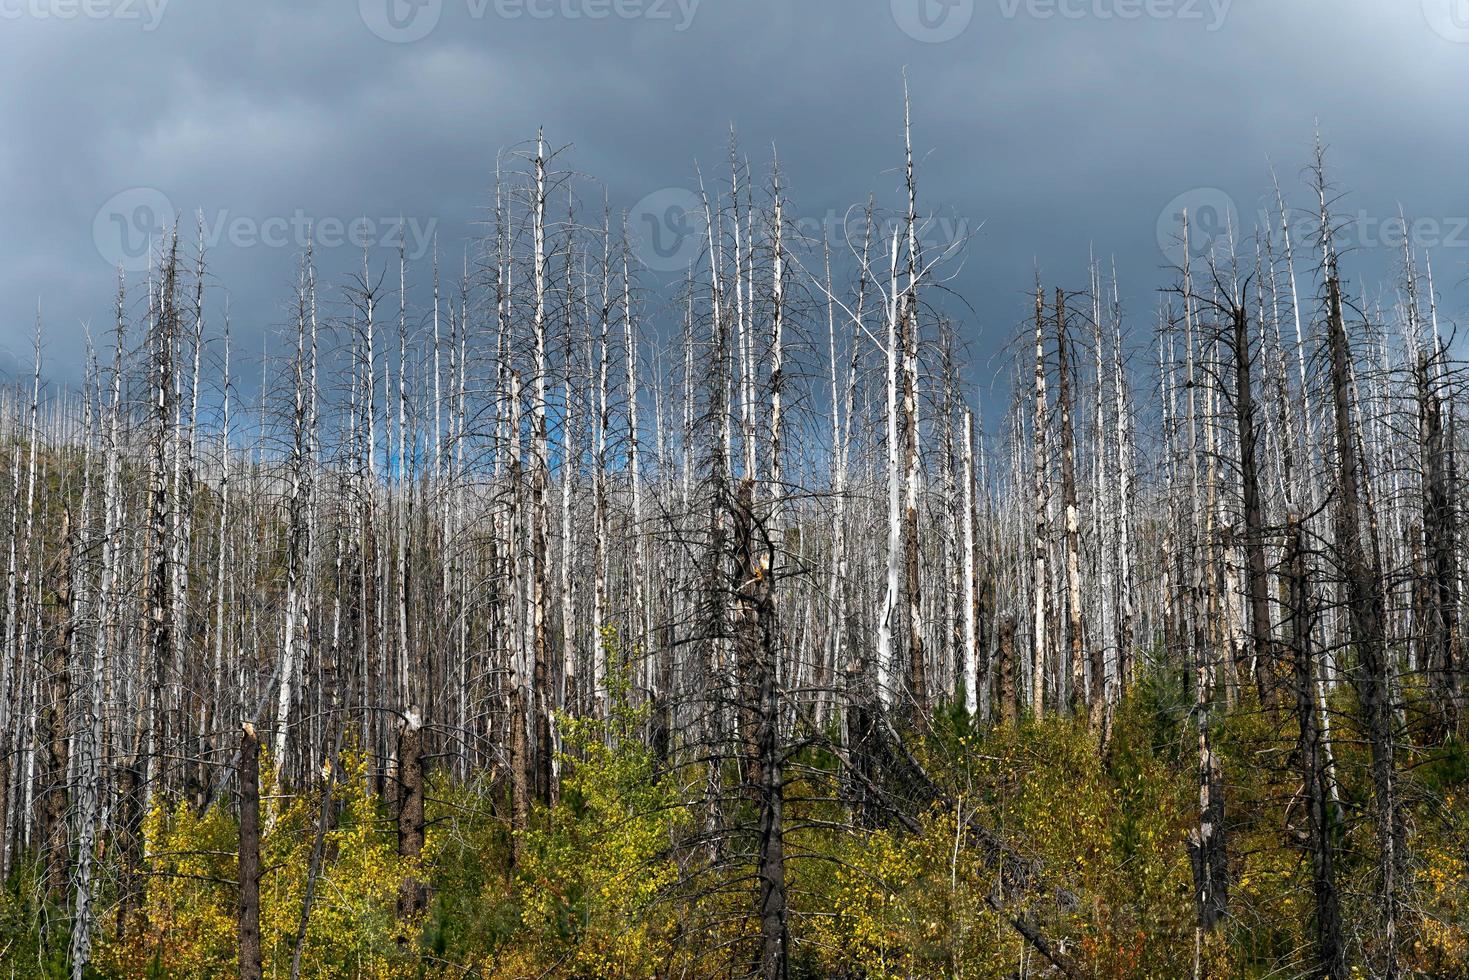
[2,0,1466,394]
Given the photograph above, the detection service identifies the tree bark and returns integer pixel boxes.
[1325,270,1401,974]
[1031,285,1050,719]
[238,725,263,980]
[1229,302,1278,709]
[396,709,426,929]
[41,510,75,903]
[997,615,1017,727]
[1285,516,1345,979]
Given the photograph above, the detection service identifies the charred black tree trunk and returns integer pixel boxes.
[238,725,263,980]
[1228,301,1278,709]
[996,614,1018,728]
[41,510,75,904]
[1284,516,1345,979]
[734,479,787,980]
[652,620,675,764]
[1325,272,1401,974]
[396,710,427,931]
[1417,351,1460,739]
[1056,290,1086,724]
[901,297,926,714]
[1186,716,1229,934]
[842,663,880,827]
[735,478,763,791]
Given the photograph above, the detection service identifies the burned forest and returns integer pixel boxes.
[1,116,1468,980]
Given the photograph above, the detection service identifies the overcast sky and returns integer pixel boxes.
[2,0,1466,397]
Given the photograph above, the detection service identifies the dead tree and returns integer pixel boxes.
[1284,516,1345,979]
[1031,284,1050,718]
[733,479,787,979]
[396,709,427,929]
[996,614,1018,727]
[40,509,75,903]
[1416,349,1460,737]
[238,724,262,980]
[1225,289,1279,708]
[1324,262,1402,973]
[1055,289,1087,722]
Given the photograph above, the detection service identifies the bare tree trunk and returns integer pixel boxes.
[1055,289,1087,723]
[733,479,786,980]
[72,292,126,977]
[396,710,426,930]
[901,103,925,714]
[238,724,262,980]
[1110,279,1135,689]
[1031,285,1050,719]
[960,410,979,715]
[530,132,554,807]
[1229,301,1278,708]
[273,258,314,792]
[40,510,74,904]
[876,222,902,709]
[1285,516,1345,979]
[997,614,1017,727]
[1417,350,1460,737]
[506,369,530,866]
[623,236,648,702]
[1324,267,1401,975]
[1186,664,1229,937]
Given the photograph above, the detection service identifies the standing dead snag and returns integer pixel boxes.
[1109,277,1136,689]
[1416,348,1460,738]
[1186,697,1229,936]
[1324,264,1402,972]
[996,614,1018,727]
[1226,294,1278,709]
[272,253,316,792]
[41,509,75,903]
[900,115,925,716]
[960,409,979,716]
[735,476,764,789]
[733,479,786,980]
[396,709,427,931]
[505,368,531,867]
[1055,288,1087,723]
[1284,516,1345,979]
[529,131,555,808]
[238,723,262,980]
[1031,284,1050,719]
